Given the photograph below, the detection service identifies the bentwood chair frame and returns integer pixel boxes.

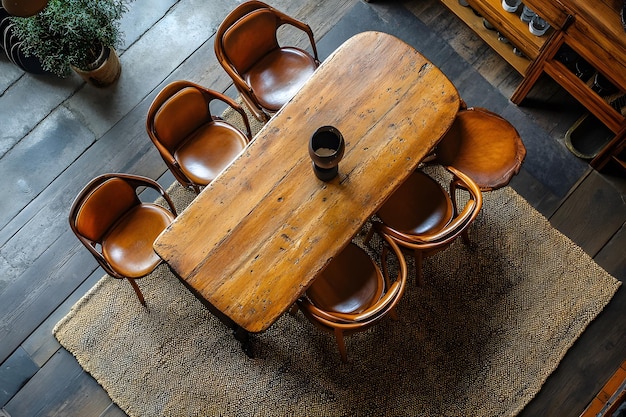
[214,0,320,122]
[146,80,252,193]
[69,173,178,306]
[297,231,408,362]
[368,166,483,286]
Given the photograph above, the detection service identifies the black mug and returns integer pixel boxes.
[308,126,345,181]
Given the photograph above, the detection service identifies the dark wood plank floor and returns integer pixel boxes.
[1,0,624,416]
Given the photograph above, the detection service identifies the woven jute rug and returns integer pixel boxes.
[55,111,621,417]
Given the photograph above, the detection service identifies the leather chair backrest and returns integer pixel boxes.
[222,9,279,74]
[153,87,210,153]
[74,178,138,243]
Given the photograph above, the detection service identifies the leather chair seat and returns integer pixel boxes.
[215,1,320,122]
[369,167,482,286]
[70,173,178,306]
[175,120,248,185]
[435,107,526,191]
[377,170,453,237]
[147,81,252,193]
[103,204,175,278]
[297,232,408,362]
[305,243,383,315]
[245,47,318,111]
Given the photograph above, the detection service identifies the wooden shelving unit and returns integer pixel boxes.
[543,55,625,132]
[440,0,626,172]
[439,0,533,75]
[468,0,550,59]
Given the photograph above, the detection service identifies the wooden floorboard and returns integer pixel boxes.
[595,223,626,278]
[0,0,624,416]
[21,268,107,369]
[551,169,626,256]
[4,349,117,416]
[509,167,565,217]
[0,0,359,415]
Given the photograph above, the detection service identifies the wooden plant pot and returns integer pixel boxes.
[72,46,122,88]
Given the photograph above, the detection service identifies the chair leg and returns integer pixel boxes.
[363,224,375,245]
[389,306,399,321]
[334,328,348,362]
[414,249,424,286]
[127,278,146,306]
[450,179,460,217]
[461,229,471,245]
[450,178,472,245]
[382,245,399,322]
[288,304,299,316]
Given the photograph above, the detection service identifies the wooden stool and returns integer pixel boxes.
[433,107,526,191]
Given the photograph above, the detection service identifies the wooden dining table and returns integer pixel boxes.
[153,31,460,351]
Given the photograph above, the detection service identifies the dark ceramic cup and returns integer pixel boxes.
[308,126,345,181]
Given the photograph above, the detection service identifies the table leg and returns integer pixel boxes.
[174,273,255,358]
[233,326,254,358]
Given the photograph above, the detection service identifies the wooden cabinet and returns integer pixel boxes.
[440,0,626,172]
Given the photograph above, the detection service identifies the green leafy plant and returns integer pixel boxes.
[10,0,130,77]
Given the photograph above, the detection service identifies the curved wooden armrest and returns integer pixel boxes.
[122,174,178,217]
[275,9,319,62]
[446,165,483,221]
[298,231,407,328]
[373,167,482,249]
[209,91,253,140]
[280,20,319,63]
[300,281,402,327]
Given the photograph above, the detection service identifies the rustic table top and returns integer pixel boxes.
[153,31,460,333]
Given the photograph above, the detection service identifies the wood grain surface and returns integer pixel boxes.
[154,31,460,333]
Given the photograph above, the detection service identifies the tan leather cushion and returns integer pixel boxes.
[75,178,137,242]
[153,87,210,152]
[222,9,279,73]
[436,108,526,190]
[244,47,318,111]
[102,204,175,278]
[377,171,453,236]
[305,243,383,314]
[174,121,248,185]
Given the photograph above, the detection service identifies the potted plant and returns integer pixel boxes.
[9,0,130,87]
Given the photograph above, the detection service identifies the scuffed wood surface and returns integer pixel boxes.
[154,31,461,333]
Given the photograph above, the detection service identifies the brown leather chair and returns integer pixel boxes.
[368,166,482,286]
[297,231,408,362]
[433,107,526,191]
[69,173,178,306]
[214,1,320,122]
[147,80,252,193]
